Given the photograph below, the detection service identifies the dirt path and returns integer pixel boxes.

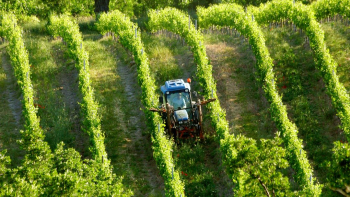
[206,43,243,132]
[175,52,195,80]
[57,64,86,155]
[206,37,276,139]
[0,49,24,166]
[51,43,89,157]
[1,54,22,124]
[171,39,235,196]
[81,35,164,195]
[204,39,274,195]
[114,44,165,195]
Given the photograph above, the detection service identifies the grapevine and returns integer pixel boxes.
[198,4,321,196]
[0,13,131,196]
[48,15,109,166]
[96,10,185,197]
[250,0,350,143]
[0,12,48,162]
[310,0,350,194]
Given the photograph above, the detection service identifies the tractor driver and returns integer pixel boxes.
[172,92,186,110]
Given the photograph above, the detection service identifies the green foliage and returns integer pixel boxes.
[96,10,185,197]
[310,0,350,193]
[0,0,44,16]
[251,0,350,191]
[1,142,132,196]
[219,0,315,6]
[47,14,108,166]
[198,3,322,195]
[220,0,270,6]
[250,0,350,143]
[0,150,11,175]
[41,0,94,16]
[221,134,297,196]
[0,13,131,196]
[325,142,350,190]
[0,11,49,163]
[148,6,308,196]
[250,0,350,195]
[109,0,135,17]
[0,0,93,18]
[311,0,350,20]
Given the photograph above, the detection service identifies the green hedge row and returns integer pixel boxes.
[250,0,350,143]
[311,0,350,192]
[0,13,131,196]
[147,7,294,195]
[47,15,108,166]
[96,10,185,197]
[311,0,350,20]
[148,7,230,148]
[249,0,350,194]
[0,12,49,163]
[197,4,321,195]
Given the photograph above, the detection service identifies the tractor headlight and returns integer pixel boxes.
[179,121,183,124]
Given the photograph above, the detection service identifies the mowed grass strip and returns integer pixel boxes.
[203,32,277,140]
[0,44,24,167]
[82,30,164,196]
[260,24,347,188]
[143,33,238,196]
[321,20,350,91]
[22,23,88,153]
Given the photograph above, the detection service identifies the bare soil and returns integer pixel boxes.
[51,43,89,157]
[0,49,25,166]
[206,43,243,131]
[174,40,235,196]
[1,54,22,124]
[115,46,165,196]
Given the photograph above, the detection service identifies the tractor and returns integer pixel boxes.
[150,78,215,141]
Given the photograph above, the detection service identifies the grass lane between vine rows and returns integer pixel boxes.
[259,23,346,191]
[0,42,24,167]
[79,18,165,196]
[142,31,274,196]
[1,15,349,196]
[21,21,92,158]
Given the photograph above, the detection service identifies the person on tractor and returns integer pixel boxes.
[149,78,216,141]
[171,92,186,110]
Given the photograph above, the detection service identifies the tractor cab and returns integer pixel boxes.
[161,79,193,122]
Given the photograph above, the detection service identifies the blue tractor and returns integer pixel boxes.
[151,79,215,141]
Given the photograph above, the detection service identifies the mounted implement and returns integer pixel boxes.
[150,79,215,141]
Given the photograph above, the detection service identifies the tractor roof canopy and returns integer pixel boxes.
[161,79,191,94]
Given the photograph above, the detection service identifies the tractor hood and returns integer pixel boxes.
[161,79,191,94]
[174,110,189,122]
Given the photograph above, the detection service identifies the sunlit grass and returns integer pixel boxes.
[1,17,349,196]
[83,35,163,196]
[0,48,24,167]
[322,21,350,92]
[142,34,184,86]
[24,30,76,151]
